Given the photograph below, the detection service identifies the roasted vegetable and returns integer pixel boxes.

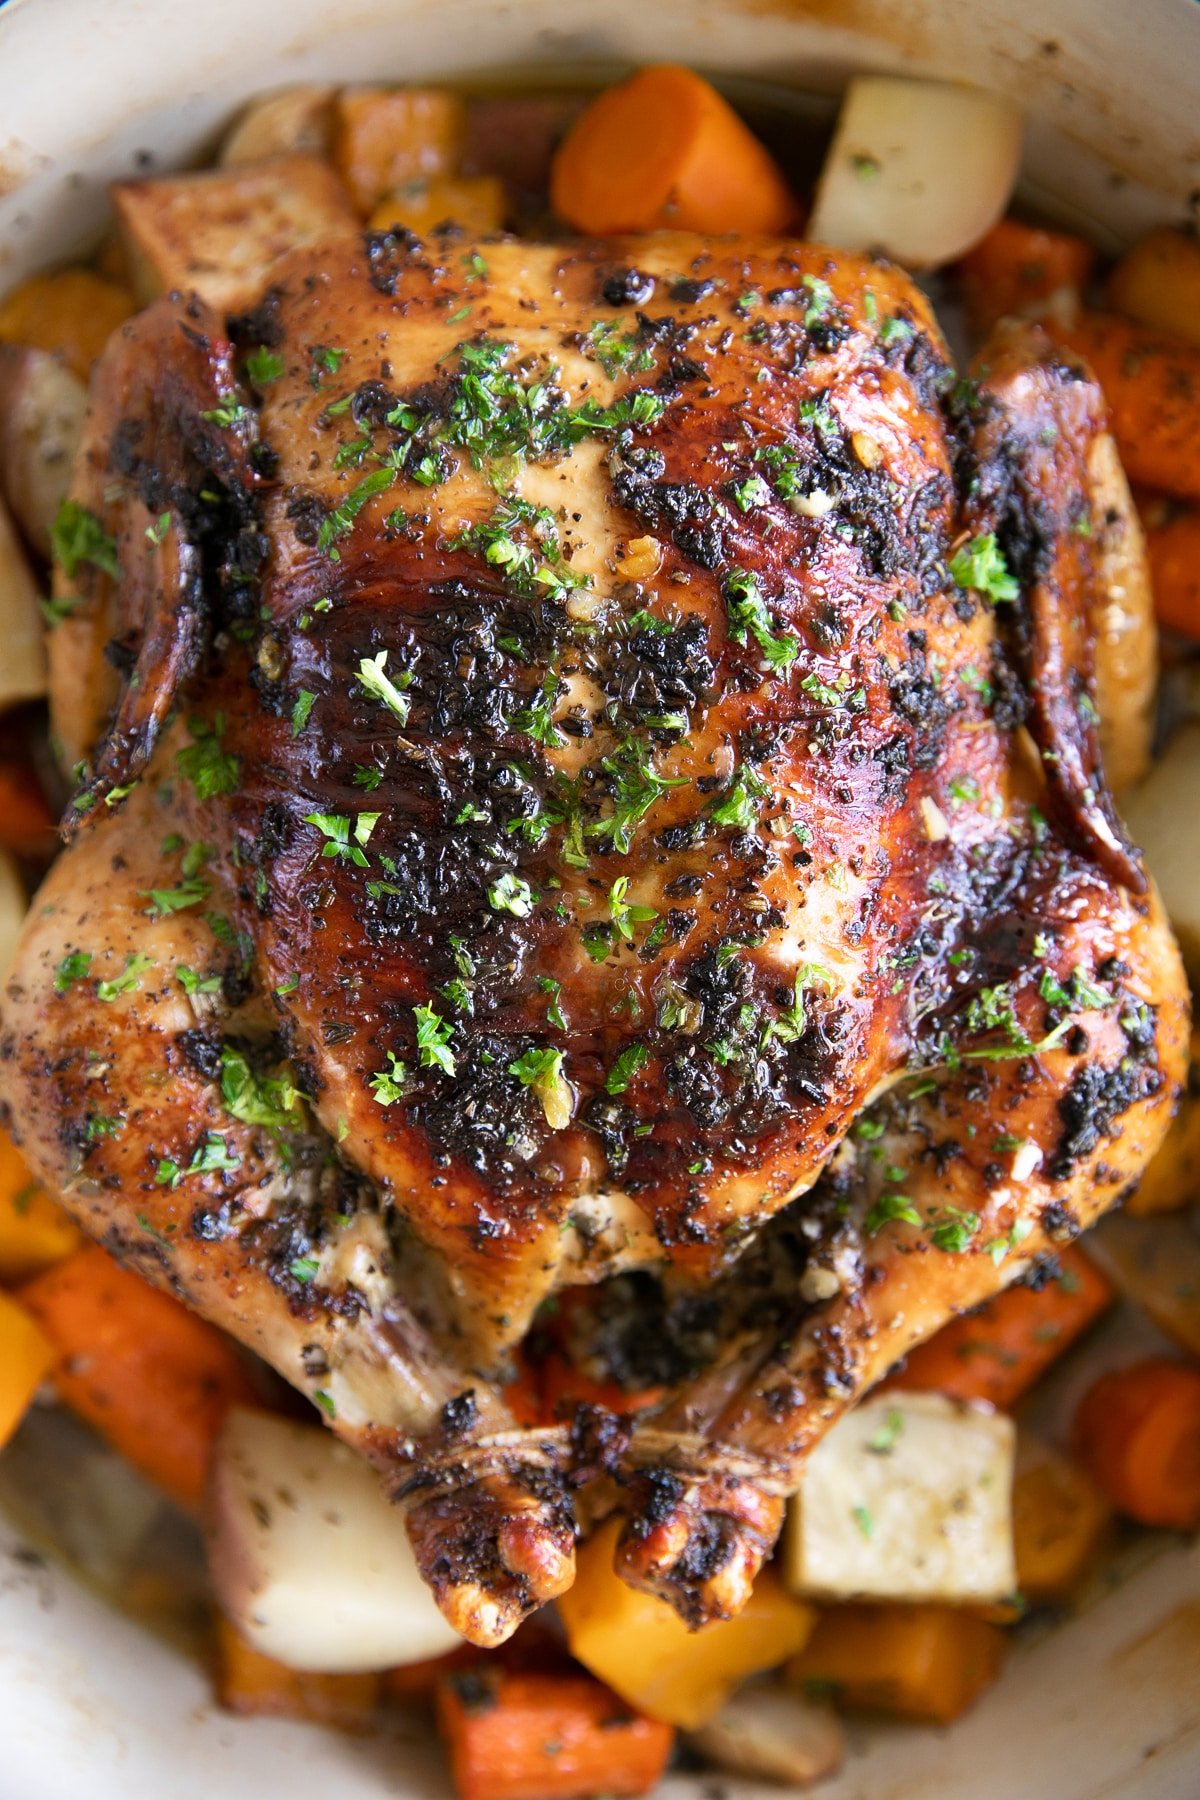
[219,86,335,165]
[789,1602,1006,1724]
[214,1612,381,1729]
[551,64,795,236]
[0,1287,56,1449]
[1073,1357,1200,1531]
[688,1683,845,1786]
[0,1127,80,1283]
[436,1667,674,1800]
[1011,1434,1111,1602]
[558,1519,814,1729]
[1108,227,1200,348]
[808,76,1021,269]
[1122,724,1200,978]
[332,86,466,215]
[785,1391,1015,1603]
[18,1244,258,1512]
[0,493,46,712]
[0,267,135,380]
[113,153,356,310]
[957,216,1094,334]
[0,346,88,556]
[208,1407,463,1672]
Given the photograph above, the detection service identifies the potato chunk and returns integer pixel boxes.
[1122,723,1200,978]
[0,347,88,557]
[113,153,356,311]
[207,1406,462,1673]
[0,494,46,712]
[785,1391,1016,1602]
[219,86,335,165]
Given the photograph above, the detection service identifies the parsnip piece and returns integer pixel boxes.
[0,848,28,986]
[1086,1205,1200,1358]
[207,1407,462,1673]
[689,1684,845,1786]
[785,1391,1016,1602]
[113,154,356,312]
[808,76,1022,270]
[219,87,335,165]
[1122,724,1200,978]
[0,347,87,557]
[0,494,46,712]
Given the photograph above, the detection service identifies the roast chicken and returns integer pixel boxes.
[0,227,1187,1646]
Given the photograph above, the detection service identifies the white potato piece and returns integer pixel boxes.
[0,848,28,986]
[1089,432,1157,796]
[207,1407,463,1673]
[1121,723,1200,979]
[114,153,357,313]
[807,76,1022,270]
[0,492,46,711]
[220,86,335,165]
[689,1684,845,1787]
[784,1391,1016,1602]
[0,347,88,557]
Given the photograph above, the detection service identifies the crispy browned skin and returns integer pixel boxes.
[1,229,1187,1643]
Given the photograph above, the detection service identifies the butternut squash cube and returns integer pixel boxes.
[789,1602,1005,1724]
[557,1519,814,1729]
[0,1288,56,1449]
[0,1127,80,1283]
[1012,1435,1111,1603]
[367,174,507,239]
[333,87,466,215]
[214,1611,380,1729]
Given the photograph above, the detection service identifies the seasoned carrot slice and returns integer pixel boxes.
[551,65,796,236]
[1073,1357,1200,1530]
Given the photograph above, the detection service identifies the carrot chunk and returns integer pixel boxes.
[1139,500,1200,639]
[1073,1356,1200,1530]
[436,1667,674,1800]
[214,1612,380,1729]
[957,216,1094,335]
[332,87,466,215]
[0,762,56,858]
[789,1602,1005,1724]
[18,1243,258,1512]
[1047,311,1200,500]
[885,1244,1113,1410]
[550,65,796,236]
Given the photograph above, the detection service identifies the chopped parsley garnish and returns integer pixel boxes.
[538,975,567,1031]
[369,1052,408,1106]
[311,345,347,378]
[289,1255,320,1283]
[586,319,655,379]
[801,273,836,327]
[1038,966,1113,1012]
[176,715,240,800]
[731,473,773,513]
[220,1045,301,1133]
[710,763,771,831]
[605,1042,649,1095]
[723,568,799,673]
[245,346,285,387]
[200,397,250,428]
[949,533,1019,605]
[590,734,688,854]
[176,965,222,996]
[54,950,92,993]
[356,650,413,723]
[414,1003,456,1076]
[140,877,210,918]
[508,1046,572,1128]
[878,314,913,348]
[50,500,119,580]
[318,466,396,558]
[851,1504,875,1541]
[488,871,536,917]
[144,510,171,547]
[303,810,378,868]
[291,689,316,736]
[864,1192,921,1234]
[96,952,154,1003]
[608,875,657,942]
[158,1131,241,1187]
[768,962,832,1043]
[867,1406,905,1455]
[930,1206,981,1254]
[512,670,566,748]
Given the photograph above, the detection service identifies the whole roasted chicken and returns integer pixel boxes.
[1,227,1187,1646]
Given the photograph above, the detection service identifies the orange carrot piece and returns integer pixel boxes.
[0,268,135,380]
[957,216,1095,335]
[885,1245,1113,1411]
[1047,311,1200,500]
[332,87,466,215]
[1108,227,1200,349]
[214,1613,380,1729]
[550,65,796,237]
[1140,500,1200,638]
[385,1645,486,1705]
[0,761,57,858]
[789,1603,1005,1725]
[436,1668,674,1800]
[18,1243,258,1512]
[1073,1356,1200,1530]
[0,1127,80,1283]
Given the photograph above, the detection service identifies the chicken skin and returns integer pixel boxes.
[1,228,1186,1645]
